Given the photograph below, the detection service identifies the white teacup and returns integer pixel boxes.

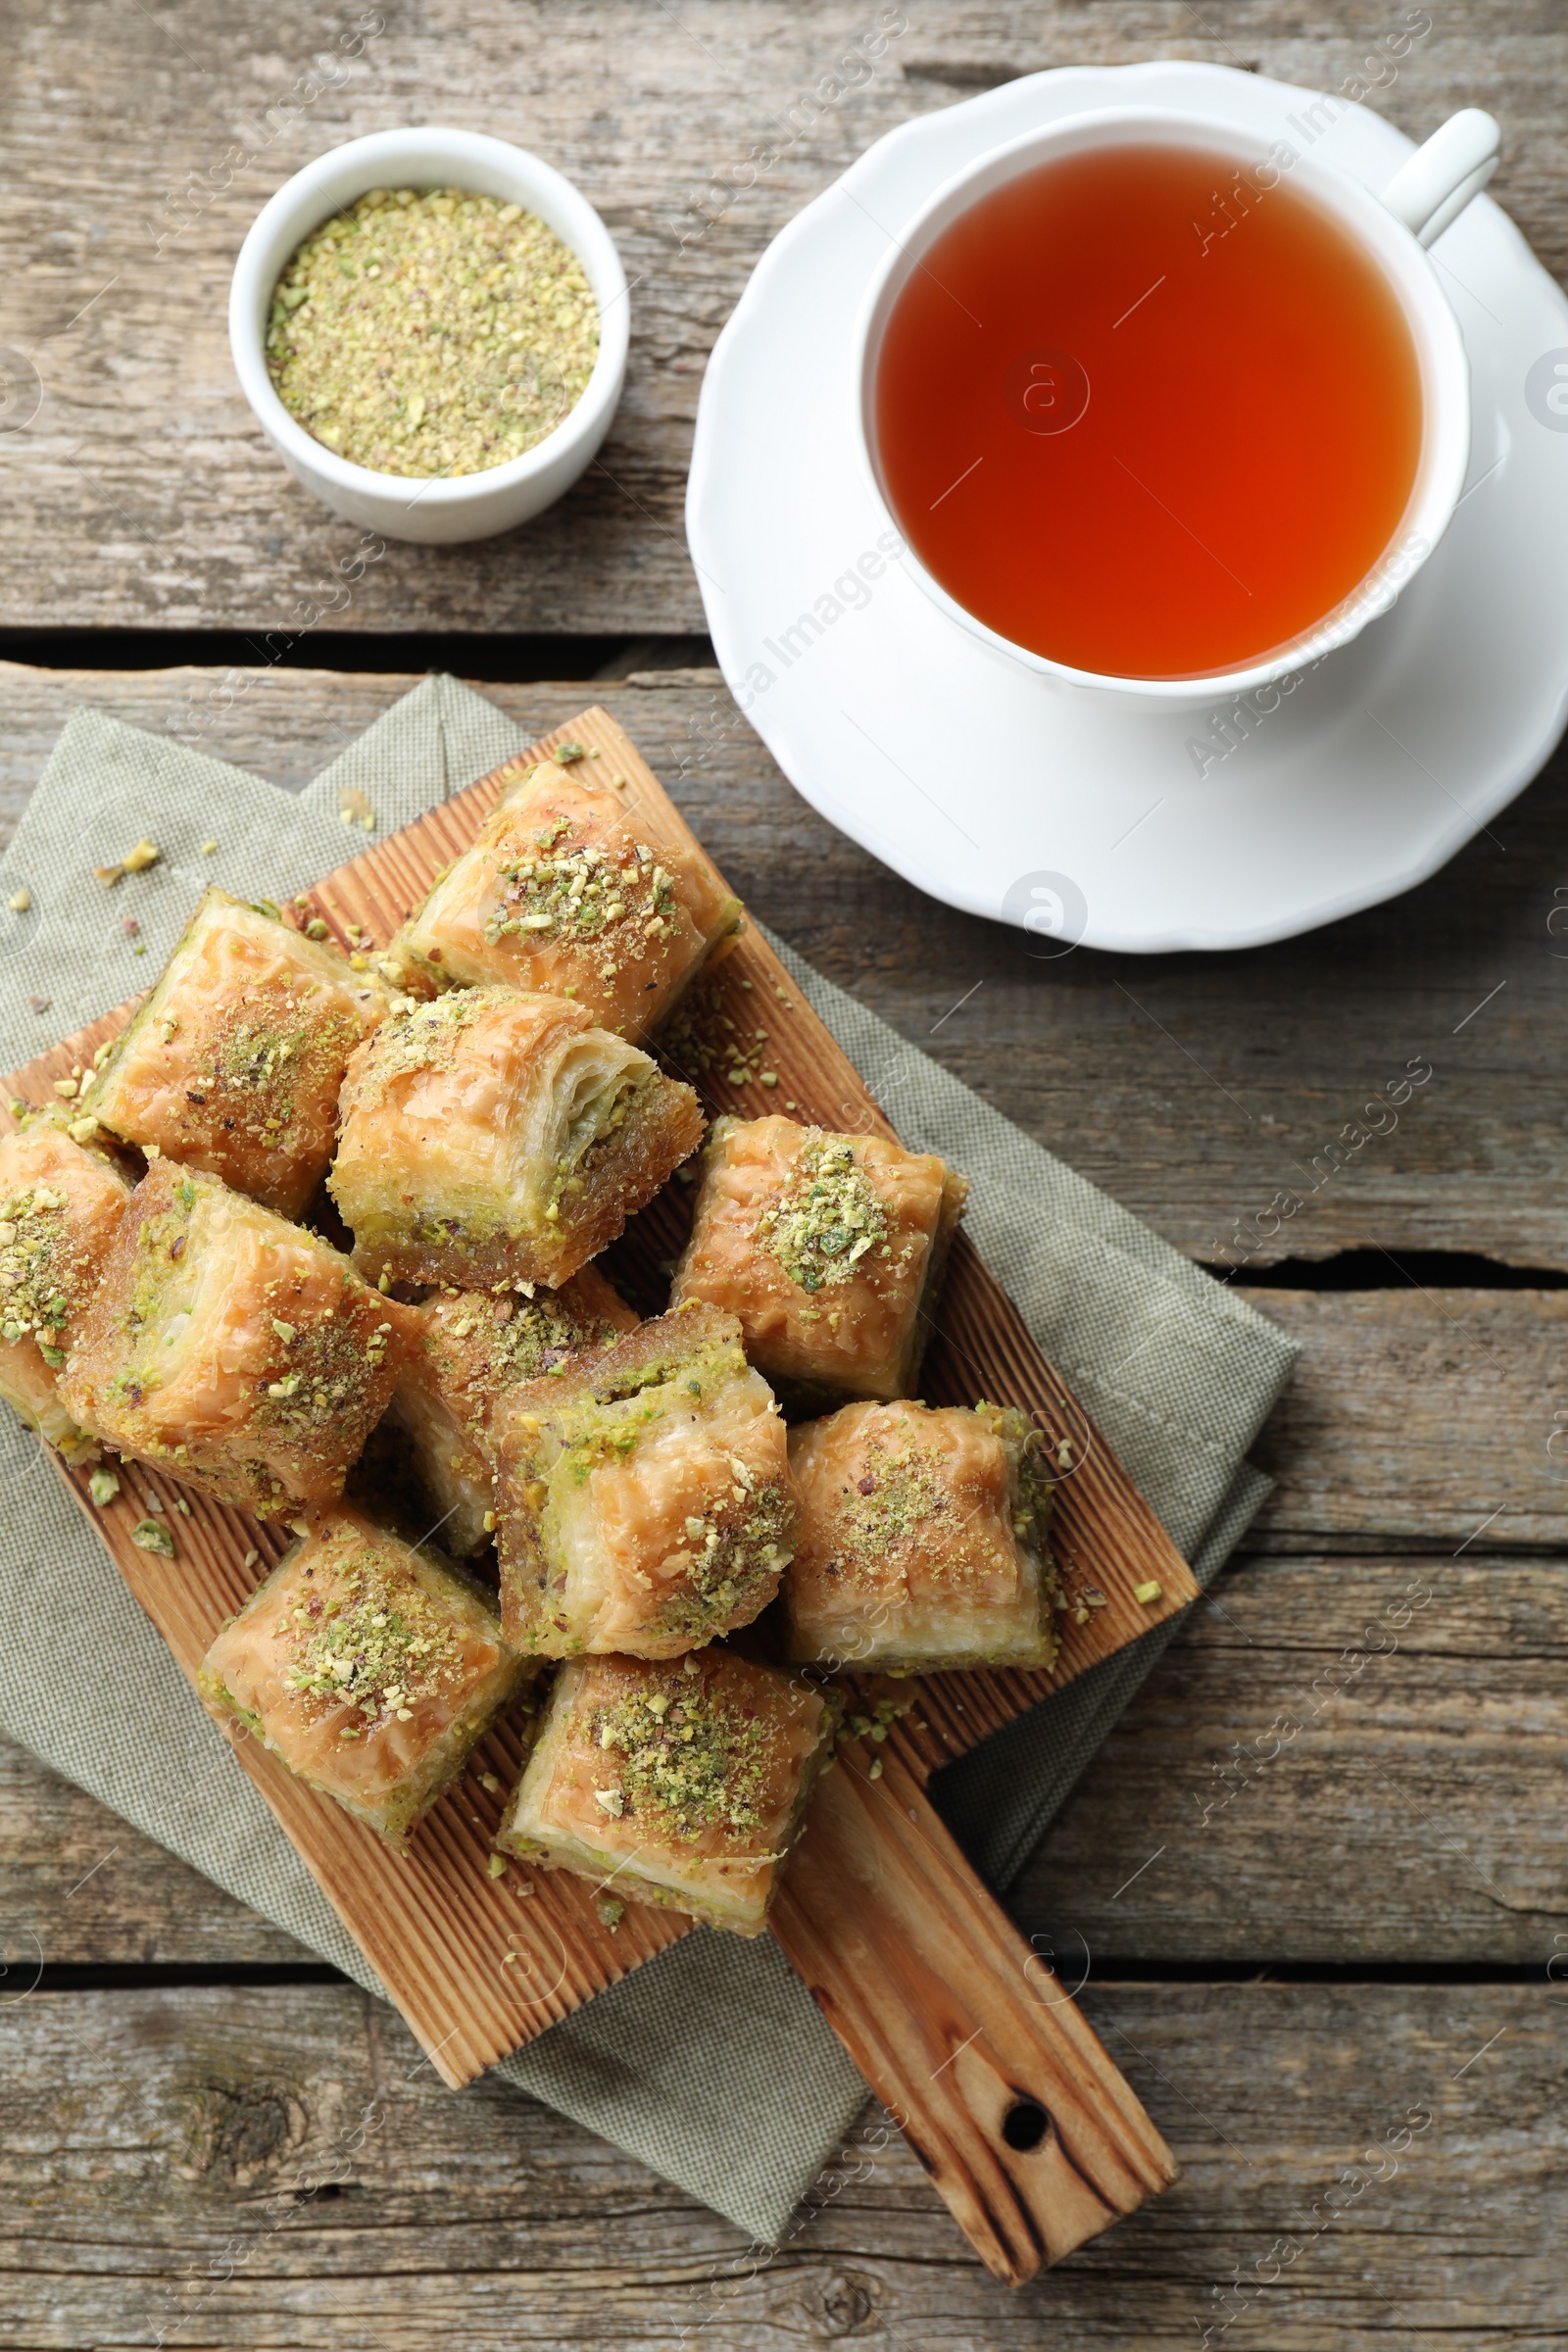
[854,105,1500,711]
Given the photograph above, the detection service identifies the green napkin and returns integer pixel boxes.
[0,676,1296,2242]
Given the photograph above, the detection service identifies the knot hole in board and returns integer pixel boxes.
[1001,2098,1052,2153]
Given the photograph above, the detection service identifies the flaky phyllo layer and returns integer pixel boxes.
[495,1648,836,1935]
[89,888,386,1218]
[0,1122,131,1461]
[199,1505,528,1848]
[387,757,742,1039]
[59,1159,406,1514]
[388,1267,640,1555]
[784,1398,1063,1675]
[493,1302,795,1658]
[328,985,703,1289]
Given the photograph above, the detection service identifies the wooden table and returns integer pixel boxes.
[1,6,1565,2346]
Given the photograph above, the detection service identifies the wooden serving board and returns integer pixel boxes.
[11,706,1192,2283]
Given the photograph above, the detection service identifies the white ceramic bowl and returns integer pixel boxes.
[229,127,629,545]
[853,105,1499,711]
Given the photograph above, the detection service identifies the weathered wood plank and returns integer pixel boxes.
[1243,1288,1568,1549]
[0,1980,1559,2348]
[8,1537,1564,1978]
[1015,1548,1568,1965]
[0,1738,304,1967]
[1,1,1564,634]
[3,662,1566,1278]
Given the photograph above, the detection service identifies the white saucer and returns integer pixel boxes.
[687,62,1568,953]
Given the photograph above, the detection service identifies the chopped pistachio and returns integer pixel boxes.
[131,1518,175,1556]
[758,1132,887,1293]
[1133,1579,1163,1606]
[87,1467,120,1507]
[267,188,598,479]
[7,888,29,914]
[486,1852,508,1879]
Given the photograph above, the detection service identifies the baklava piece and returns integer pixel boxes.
[59,1159,407,1516]
[199,1506,528,1849]
[785,1399,1062,1674]
[388,755,742,1038]
[0,1120,132,1462]
[670,1115,968,1408]
[492,1302,793,1659]
[388,1266,640,1556]
[495,1648,836,1936]
[328,985,703,1291]
[88,888,386,1218]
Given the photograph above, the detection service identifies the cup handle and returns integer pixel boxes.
[1380,108,1501,247]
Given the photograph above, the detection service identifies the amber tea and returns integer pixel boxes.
[873,141,1425,680]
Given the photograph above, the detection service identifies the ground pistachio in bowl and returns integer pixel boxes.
[265,186,600,479]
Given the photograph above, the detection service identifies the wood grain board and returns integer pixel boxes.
[4,1973,1560,2352]
[5,703,1193,2281]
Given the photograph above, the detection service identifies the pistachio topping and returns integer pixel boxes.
[650,1473,793,1646]
[266,187,599,479]
[815,1405,1060,1611]
[758,1132,888,1293]
[423,1287,626,1440]
[279,1530,467,1738]
[479,799,685,989]
[586,1670,789,1845]
[0,1176,101,1359]
[357,989,487,1083]
[824,1441,949,1585]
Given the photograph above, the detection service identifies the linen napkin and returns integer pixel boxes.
[0,675,1297,2241]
